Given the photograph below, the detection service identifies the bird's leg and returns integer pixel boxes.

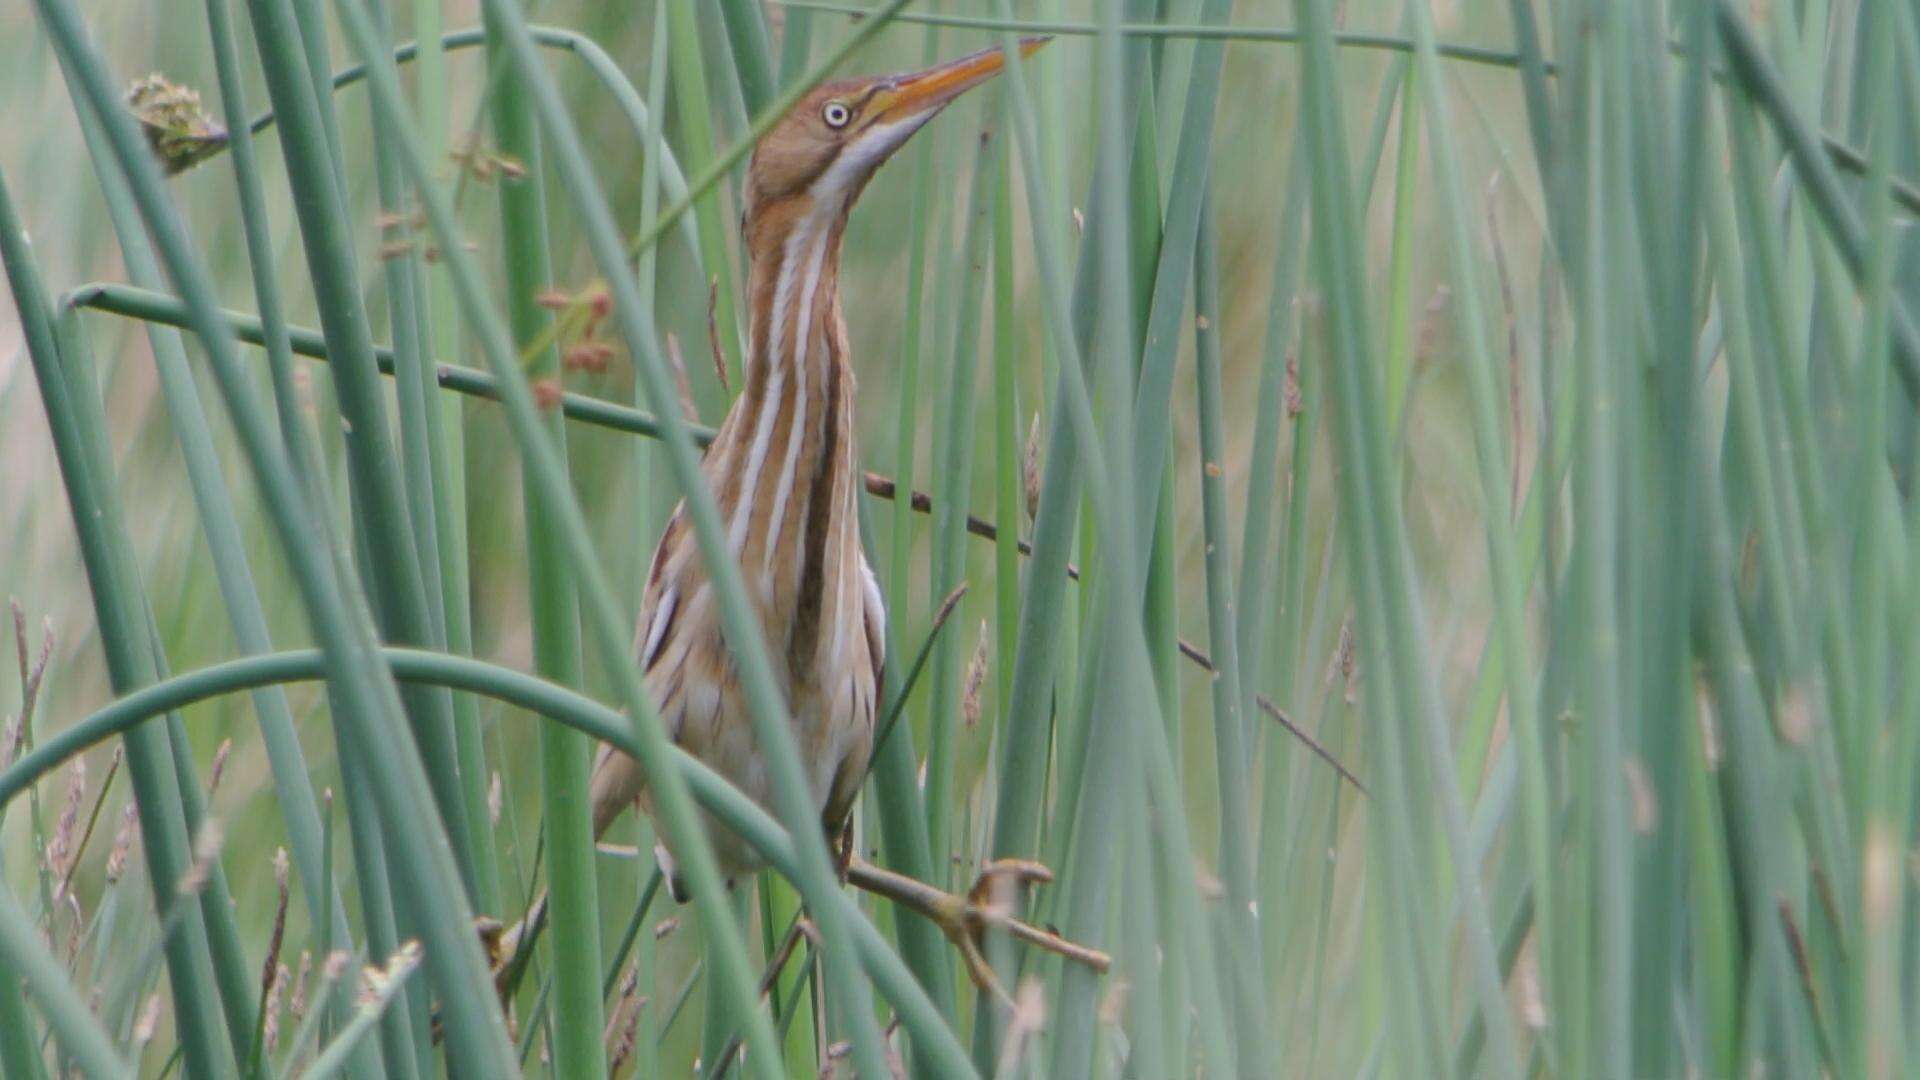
[833,820,856,885]
[844,857,1111,1004]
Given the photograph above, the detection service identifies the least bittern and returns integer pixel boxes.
[492,37,1106,1003]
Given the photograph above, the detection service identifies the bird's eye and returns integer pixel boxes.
[822,101,851,129]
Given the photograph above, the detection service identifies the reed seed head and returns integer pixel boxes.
[125,74,227,175]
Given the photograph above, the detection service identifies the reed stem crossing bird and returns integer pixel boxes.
[492,37,1107,1002]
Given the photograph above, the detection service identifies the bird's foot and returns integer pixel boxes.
[474,914,509,972]
[845,857,1110,1004]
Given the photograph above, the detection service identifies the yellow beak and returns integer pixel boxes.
[871,36,1050,122]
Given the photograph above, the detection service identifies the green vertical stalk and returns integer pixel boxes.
[1380,68,1421,434]
[989,144,1021,712]
[847,68,965,1047]
[716,0,777,115]
[777,3,814,87]
[1238,121,1308,742]
[1192,192,1271,1077]
[1117,796,1168,1080]
[415,0,500,922]
[667,0,746,401]
[349,11,465,1060]
[0,163,235,1080]
[854,493,957,1059]
[288,0,349,205]
[1846,3,1901,1071]
[868,45,953,1044]
[56,100,278,1080]
[1401,0,1557,1068]
[1126,86,1176,750]
[886,21,939,776]
[1254,185,1318,1008]
[1124,0,1232,529]
[1588,11,1634,1071]
[635,0,673,592]
[363,1,451,657]
[0,842,35,1080]
[482,5,607,1075]
[67,243,389,1080]
[925,112,1002,879]
[1871,10,1920,1072]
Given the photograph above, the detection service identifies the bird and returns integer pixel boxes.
[598,36,1045,895]
[488,37,1109,1000]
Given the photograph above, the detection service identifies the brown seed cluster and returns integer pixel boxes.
[125,74,228,175]
[536,282,622,375]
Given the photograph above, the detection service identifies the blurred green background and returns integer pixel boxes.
[6,0,1916,1075]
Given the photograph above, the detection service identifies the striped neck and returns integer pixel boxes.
[709,198,864,670]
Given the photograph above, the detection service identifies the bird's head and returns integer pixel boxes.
[742,37,1048,244]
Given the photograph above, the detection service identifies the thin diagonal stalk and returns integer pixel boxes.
[243,26,704,266]
[1380,67,1421,434]
[980,64,1104,882]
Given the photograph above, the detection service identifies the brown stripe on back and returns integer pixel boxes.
[788,345,844,673]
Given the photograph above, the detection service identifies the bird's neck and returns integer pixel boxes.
[705,206,864,659]
[742,208,852,405]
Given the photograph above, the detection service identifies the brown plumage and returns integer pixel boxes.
[588,40,1044,900]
